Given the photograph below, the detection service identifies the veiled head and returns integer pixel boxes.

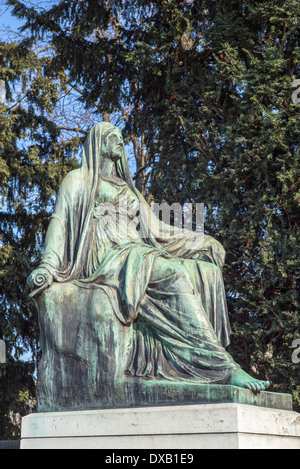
[102,126,125,163]
[82,121,136,192]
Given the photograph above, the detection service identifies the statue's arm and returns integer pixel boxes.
[143,203,226,268]
[40,191,69,274]
[160,223,226,269]
[27,175,72,296]
[136,189,226,269]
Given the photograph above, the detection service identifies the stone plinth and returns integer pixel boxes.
[21,403,300,449]
[35,283,294,414]
[35,282,134,413]
[114,380,293,411]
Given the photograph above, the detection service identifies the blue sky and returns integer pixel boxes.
[0,2,24,39]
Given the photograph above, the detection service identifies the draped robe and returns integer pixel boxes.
[37,123,240,384]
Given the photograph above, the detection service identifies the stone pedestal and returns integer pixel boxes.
[34,283,296,416]
[35,282,135,413]
[21,403,300,449]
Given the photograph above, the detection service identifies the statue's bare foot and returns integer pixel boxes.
[229,368,270,393]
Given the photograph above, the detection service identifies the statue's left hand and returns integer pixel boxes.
[27,267,54,298]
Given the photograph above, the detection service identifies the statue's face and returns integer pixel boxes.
[106,129,125,162]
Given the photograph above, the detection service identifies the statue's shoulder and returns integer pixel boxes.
[59,169,84,194]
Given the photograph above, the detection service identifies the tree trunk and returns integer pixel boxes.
[133,136,147,196]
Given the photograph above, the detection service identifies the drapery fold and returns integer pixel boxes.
[38,122,239,384]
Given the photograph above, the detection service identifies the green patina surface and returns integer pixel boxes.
[116,379,293,411]
[28,123,280,413]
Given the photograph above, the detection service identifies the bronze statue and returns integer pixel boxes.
[28,122,270,412]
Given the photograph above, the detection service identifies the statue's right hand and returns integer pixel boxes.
[27,267,53,297]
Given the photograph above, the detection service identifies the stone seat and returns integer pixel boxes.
[35,282,292,413]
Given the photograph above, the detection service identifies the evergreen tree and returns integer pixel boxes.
[126,0,300,406]
[133,0,300,406]
[6,0,300,414]
[0,36,80,437]
[7,0,160,194]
